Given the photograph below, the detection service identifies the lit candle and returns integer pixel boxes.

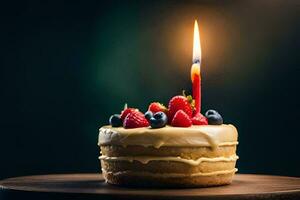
[191,20,201,114]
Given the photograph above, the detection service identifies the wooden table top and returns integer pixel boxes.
[0,173,300,200]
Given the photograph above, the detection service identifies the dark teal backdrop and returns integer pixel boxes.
[0,0,299,179]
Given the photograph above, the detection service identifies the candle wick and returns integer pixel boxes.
[193,59,201,64]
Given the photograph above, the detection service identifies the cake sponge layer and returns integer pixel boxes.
[103,170,236,187]
[101,145,237,159]
[101,159,237,174]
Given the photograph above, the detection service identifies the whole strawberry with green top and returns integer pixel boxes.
[168,95,194,123]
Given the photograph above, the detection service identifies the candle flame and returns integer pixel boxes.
[193,20,201,64]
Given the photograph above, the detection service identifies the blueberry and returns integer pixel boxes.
[150,112,167,128]
[207,113,223,125]
[144,111,153,121]
[109,114,122,127]
[205,109,219,118]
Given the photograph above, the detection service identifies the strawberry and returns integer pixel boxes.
[171,110,192,127]
[168,95,193,123]
[192,112,208,125]
[123,111,149,128]
[148,102,167,114]
[120,108,138,121]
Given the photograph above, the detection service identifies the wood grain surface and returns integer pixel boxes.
[0,173,300,200]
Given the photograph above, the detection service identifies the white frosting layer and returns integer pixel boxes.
[98,125,238,148]
[99,155,238,165]
[102,168,238,178]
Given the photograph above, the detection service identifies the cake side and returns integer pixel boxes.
[98,125,238,187]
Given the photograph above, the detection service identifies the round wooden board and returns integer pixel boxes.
[0,174,300,200]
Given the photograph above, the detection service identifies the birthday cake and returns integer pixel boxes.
[98,97,238,187]
[98,20,238,187]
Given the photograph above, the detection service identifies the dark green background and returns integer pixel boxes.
[1,0,299,179]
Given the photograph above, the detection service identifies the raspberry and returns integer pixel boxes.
[168,95,193,123]
[123,111,149,128]
[171,110,192,127]
[192,112,208,125]
[148,102,167,114]
[120,108,138,121]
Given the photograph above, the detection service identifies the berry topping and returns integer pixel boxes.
[205,109,223,125]
[148,102,167,114]
[120,108,138,121]
[192,112,208,125]
[123,111,149,129]
[109,114,123,127]
[205,109,219,117]
[168,95,193,123]
[144,111,153,121]
[171,110,192,127]
[150,111,168,129]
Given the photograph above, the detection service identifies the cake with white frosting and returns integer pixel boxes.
[98,99,239,187]
[98,19,240,187]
